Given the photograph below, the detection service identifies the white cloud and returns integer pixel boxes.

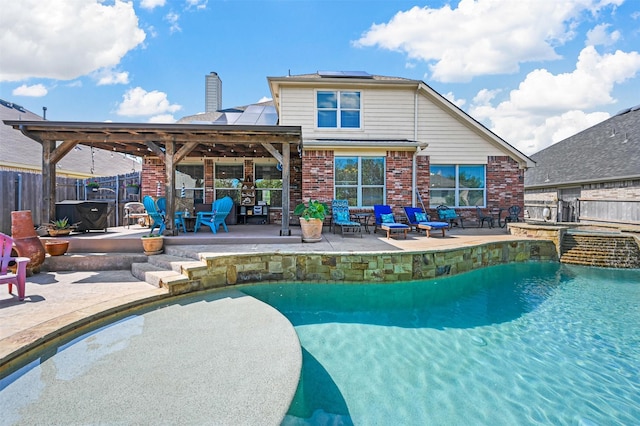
[0,0,145,82]
[140,0,165,10]
[165,12,181,33]
[469,46,640,154]
[442,92,466,109]
[12,84,48,97]
[94,69,130,86]
[148,114,177,123]
[117,87,182,117]
[586,23,621,46]
[257,96,272,103]
[185,0,208,10]
[353,0,624,83]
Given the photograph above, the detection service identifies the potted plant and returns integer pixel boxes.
[48,217,73,237]
[141,232,164,255]
[86,181,100,191]
[294,199,328,242]
[126,182,140,195]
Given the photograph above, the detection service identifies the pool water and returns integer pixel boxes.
[242,262,640,425]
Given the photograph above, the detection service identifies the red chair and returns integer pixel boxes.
[0,232,29,301]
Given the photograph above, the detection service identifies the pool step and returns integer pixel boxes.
[560,234,640,268]
[131,252,206,290]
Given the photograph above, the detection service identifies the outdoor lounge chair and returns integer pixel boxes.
[373,205,409,239]
[475,206,494,228]
[436,205,464,228]
[331,200,362,237]
[143,195,166,235]
[0,232,29,301]
[195,196,233,234]
[403,206,449,237]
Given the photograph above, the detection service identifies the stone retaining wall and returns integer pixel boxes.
[170,239,558,295]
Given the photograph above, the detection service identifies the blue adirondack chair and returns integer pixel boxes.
[194,196,234,233]
[143,195,166,235]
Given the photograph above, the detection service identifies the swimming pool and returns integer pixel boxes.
[241,262,640,425]
[1,262,638,424]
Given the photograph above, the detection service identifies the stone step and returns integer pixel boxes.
[44,252,148,271]
[131,262,184,288]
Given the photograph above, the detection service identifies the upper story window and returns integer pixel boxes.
[317,91,361,128]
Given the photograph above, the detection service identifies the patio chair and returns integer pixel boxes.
[331,200,362,238]
[123,202,148,228]
[0,232,29,301]
[195,196,233,234]
[403,206,449,237]
[475,206,494,228]
[156,197,166,216]
[503,205,522,225]
[143,195,166,235]
[436,205,464,228]
[373,205,409,239]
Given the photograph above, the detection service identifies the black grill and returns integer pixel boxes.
[55,201,109,232]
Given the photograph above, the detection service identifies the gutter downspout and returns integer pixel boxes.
[412,88,419,207]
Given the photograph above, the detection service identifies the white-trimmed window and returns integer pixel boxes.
[335,156,385,207]
[429,165,486,207]
[317,91,361,128]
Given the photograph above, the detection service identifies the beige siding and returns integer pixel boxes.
[417,97,503,164]
[279,85,416,140]
[278,81,512,165]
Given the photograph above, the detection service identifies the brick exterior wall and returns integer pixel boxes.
[487,155,524,212]
[142,157,165,198]
[385,151,414,217]
[301,150,334,204]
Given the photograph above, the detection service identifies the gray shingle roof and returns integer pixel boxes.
[0,99,141,177]
[525,105,640,187]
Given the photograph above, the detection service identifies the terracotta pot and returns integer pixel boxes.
[11,210,45,273]
[45,240,69,256]
[48,229,72,237]
[299,218,323,242]
[141,236,164,255]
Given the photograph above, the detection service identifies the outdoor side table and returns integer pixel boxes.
[352,213,372,233]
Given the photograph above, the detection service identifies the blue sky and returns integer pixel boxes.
[1,0,639,154]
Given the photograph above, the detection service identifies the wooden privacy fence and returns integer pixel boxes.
[0,170,141,235]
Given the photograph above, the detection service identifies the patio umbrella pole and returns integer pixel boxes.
[416,189,427,212]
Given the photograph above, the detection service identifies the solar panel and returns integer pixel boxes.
[318,71,373,78]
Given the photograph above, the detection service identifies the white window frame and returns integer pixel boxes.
[316,90,361,129]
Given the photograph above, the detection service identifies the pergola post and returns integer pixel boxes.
[42,139,56,226]
[165,140,176,235]
[281,142,291,236]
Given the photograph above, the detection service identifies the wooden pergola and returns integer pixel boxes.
[3,120,303,236]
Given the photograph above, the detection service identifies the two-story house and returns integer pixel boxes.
[268,71,533,222]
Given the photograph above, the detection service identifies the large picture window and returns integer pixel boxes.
[317,91,361,128]
[429,165,486,207]
[254,163,282,207]
[176,164,204,204]
[214,163,243,203]
[335,156,385,207]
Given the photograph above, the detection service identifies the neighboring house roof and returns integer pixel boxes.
[268,71,534,168]
[0,99,141,178]
[525,105,640,188]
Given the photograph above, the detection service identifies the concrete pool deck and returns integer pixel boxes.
[1,224,521,424]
